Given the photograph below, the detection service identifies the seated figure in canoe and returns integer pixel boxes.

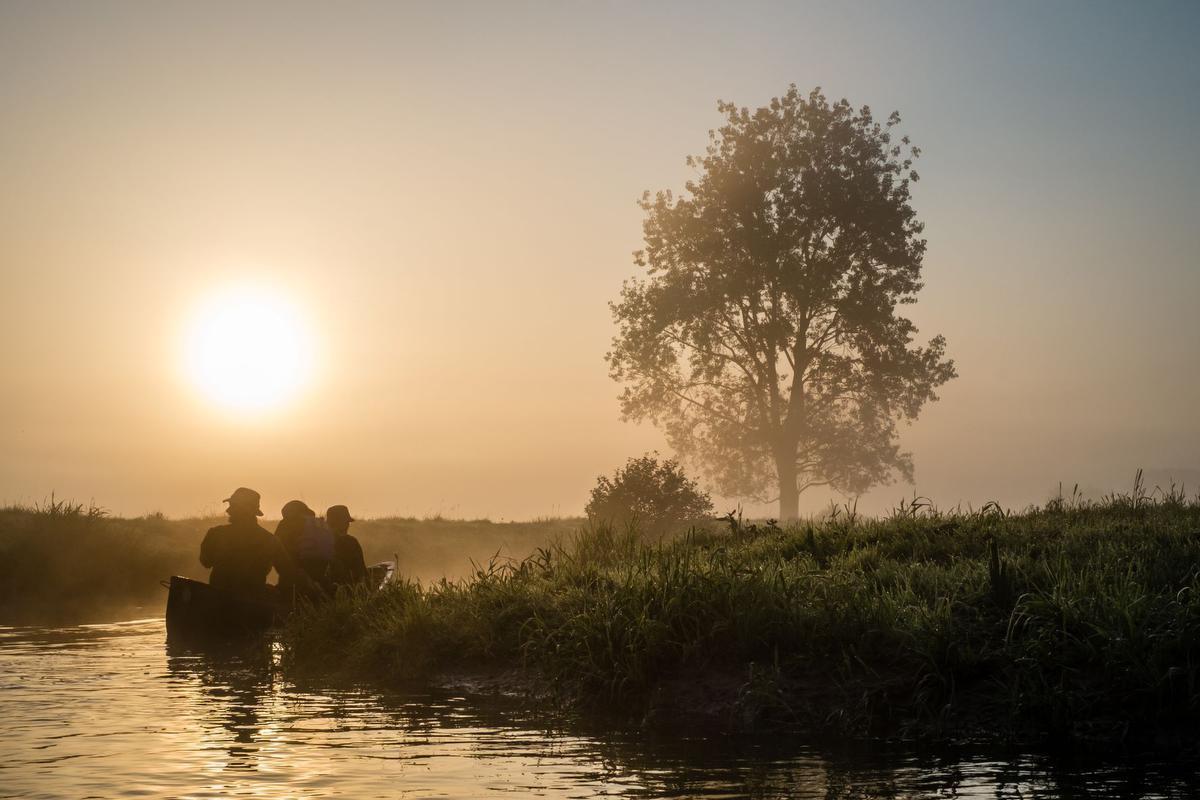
[169,487,309,638]
[326,504,368,589]
[200,487,303,599]
[275,499,336,596]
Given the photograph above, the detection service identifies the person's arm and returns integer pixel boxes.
[271,536,318,592]
[274,520,292,551]
[270,535,296,580]
[350,539,368,583]
[199,528,218,568]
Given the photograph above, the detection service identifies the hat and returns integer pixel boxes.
[223,487,263,516]
[281,499,316,519]
[326,504,354,523]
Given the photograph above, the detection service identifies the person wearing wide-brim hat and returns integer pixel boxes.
[326,504,368,588]
[224,487,264,516]
[199,487,299,597]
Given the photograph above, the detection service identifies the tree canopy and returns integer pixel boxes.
[585,453,713,534]
[607,86,956,520]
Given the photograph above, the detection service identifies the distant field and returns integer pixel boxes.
[0,504,580,625]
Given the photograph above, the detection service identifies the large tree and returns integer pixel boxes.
[607,86,956,521]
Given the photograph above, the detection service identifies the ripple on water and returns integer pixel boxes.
[2,619,1200,798]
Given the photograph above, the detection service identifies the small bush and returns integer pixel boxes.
[585,453,713,534]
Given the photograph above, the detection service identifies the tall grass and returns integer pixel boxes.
[0,503,209,624]
[283,487,1200,743]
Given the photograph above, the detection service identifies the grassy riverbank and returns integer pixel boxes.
[0,501,577,624]
[283,489,1200,744]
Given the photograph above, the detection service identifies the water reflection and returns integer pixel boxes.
[166,639,275,773]
[2,620,1199,798]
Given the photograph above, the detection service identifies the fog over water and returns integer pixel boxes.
[1,1,1197,519]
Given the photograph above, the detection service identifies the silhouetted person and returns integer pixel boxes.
[200,488,298,598]
[275,499,334,594]
[326,505,368,588]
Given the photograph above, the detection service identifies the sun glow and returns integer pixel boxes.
[184,286,313,412]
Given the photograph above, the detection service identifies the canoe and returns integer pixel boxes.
[165,561,398,641]
[366,559,397,588]
[164,576,283,641]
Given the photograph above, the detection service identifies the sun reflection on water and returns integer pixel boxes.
[1,620,1198,799]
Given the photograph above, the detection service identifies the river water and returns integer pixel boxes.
[2,619,1198,799]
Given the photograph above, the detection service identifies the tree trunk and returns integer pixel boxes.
[777,456,800,521]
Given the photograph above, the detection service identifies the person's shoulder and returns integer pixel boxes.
[246,522,274,538]
[244,523,281,548]
[204,523,234,536]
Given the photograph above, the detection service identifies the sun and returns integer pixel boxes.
[184,286,313,412]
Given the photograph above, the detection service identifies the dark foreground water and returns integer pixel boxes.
[2,620,1199,799]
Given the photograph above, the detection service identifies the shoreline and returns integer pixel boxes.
[292,660,1200,756]
[280,494,1200,750]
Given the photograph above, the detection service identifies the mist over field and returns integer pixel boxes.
[0,505,578,625]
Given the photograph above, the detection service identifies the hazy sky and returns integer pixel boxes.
[2,1,1198,519]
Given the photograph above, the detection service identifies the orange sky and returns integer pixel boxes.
[2,1,1198,518]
